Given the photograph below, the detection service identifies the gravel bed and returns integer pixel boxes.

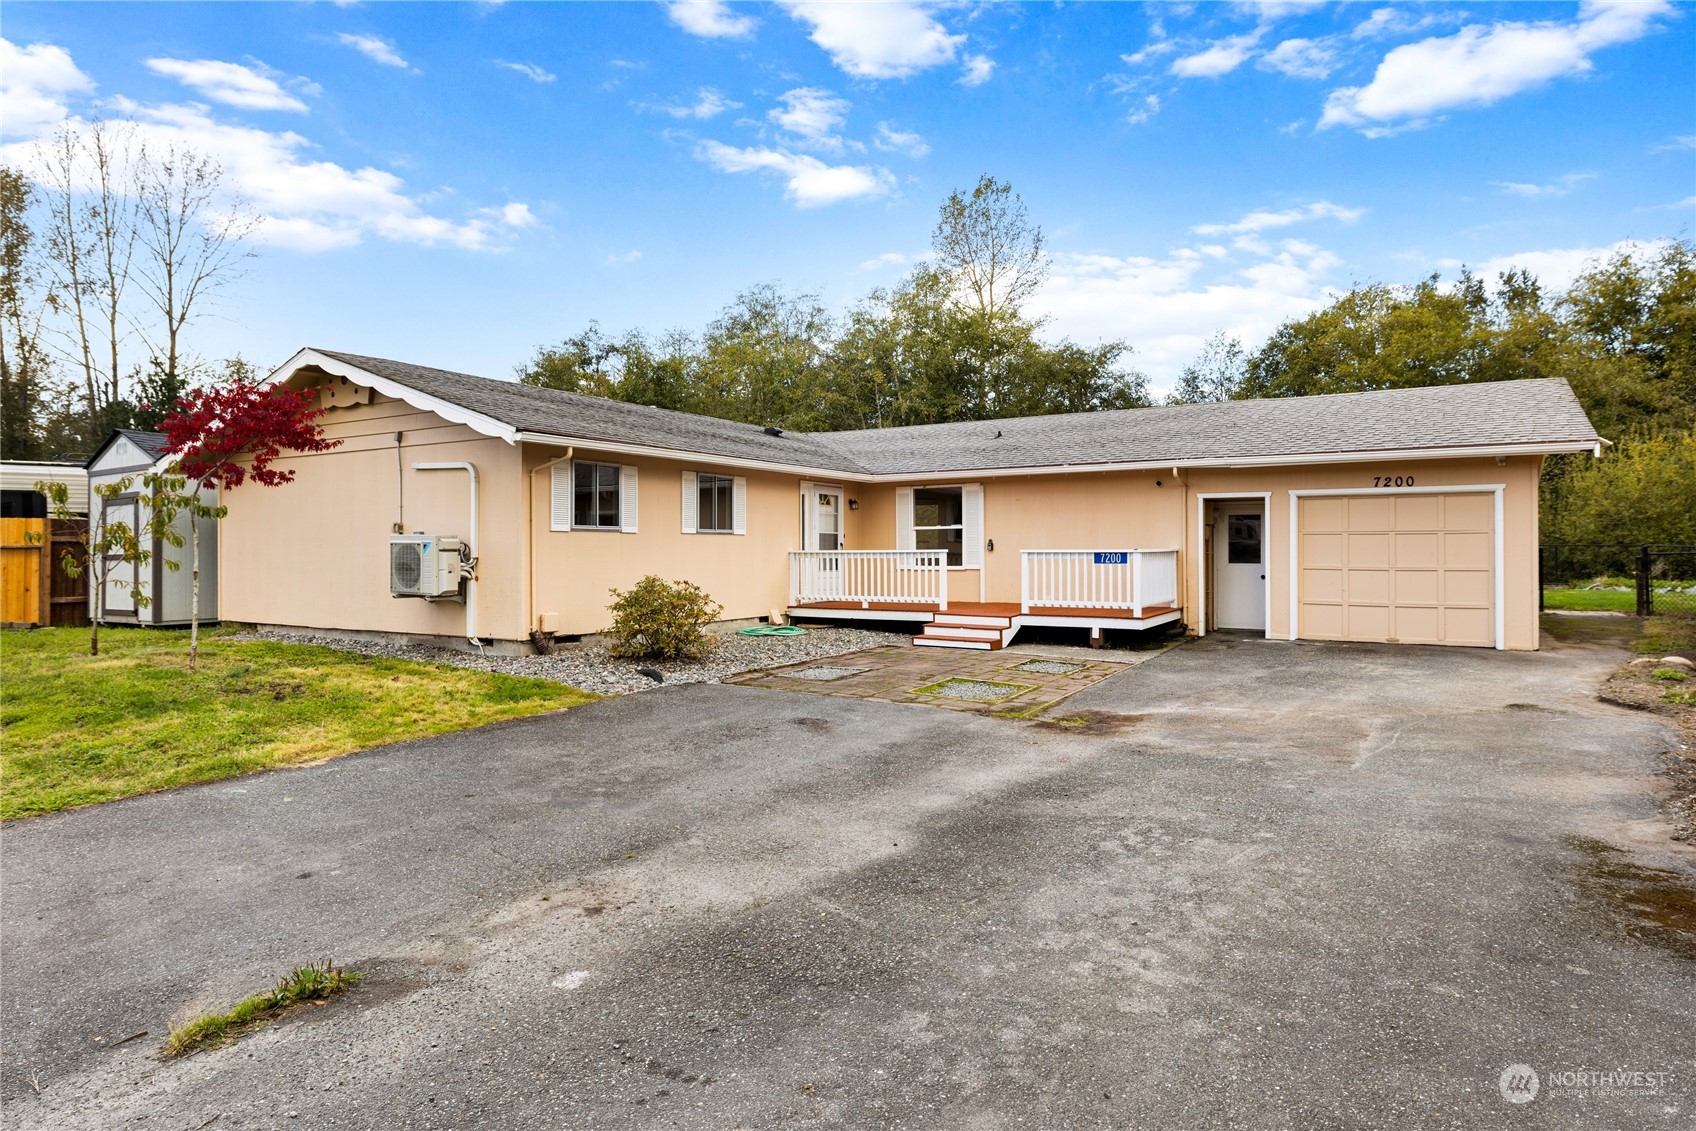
[231,625,912,696]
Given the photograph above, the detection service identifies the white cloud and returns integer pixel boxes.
[1030,239,1345,389]
[1321,1,1670,132]
[1442,238,1672,293]
[695,140,893,207]
[780,1,966,80]
[1259,37,1338,80]
[667,0,757,40]
[874,122,929,157]
[858,250,911,270]
[1126,94,1160,126]
[1171,31,1264,78]
[496,61,556,83]
[605,249,643,265]
[769,87,850,148]
[1192,200,1364,236]
[145,58,310,112]
[486,202,539,228]
[1122,40,1177,67]
[1494,171,1596,198]
[0,38,94,139]
[337,33,410,69]
[1650,134,1695,153]
[655,87,740,119]
[959,54,995,87]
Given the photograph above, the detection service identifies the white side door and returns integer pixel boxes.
[1214,503,1266,631]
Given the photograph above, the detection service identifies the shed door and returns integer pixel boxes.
[1297,493,1494,647]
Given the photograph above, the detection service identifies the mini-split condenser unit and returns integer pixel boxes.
[389,534,465,600]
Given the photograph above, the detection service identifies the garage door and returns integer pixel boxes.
[1297,493,1494,647]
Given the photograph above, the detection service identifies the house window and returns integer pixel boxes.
[913,486,964,566]
[697,473,735,533]
[573,461,622,529]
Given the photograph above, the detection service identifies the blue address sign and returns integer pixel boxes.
[1092,552,1128,565]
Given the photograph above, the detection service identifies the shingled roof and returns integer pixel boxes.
[810,378,1602,474]
[304,349,1601,478]
[313,350,867,473]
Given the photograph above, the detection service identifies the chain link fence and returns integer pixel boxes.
[1540,544,1696,615]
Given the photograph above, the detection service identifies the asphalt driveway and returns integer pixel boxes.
[3,623,1692,1129]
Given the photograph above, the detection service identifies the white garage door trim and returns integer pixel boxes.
[1288,484,1506,651]
[1194,491,1273,640]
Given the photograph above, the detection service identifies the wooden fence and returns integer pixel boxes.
[0,517,88,628]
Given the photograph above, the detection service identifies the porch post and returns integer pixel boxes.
[1131,551,1144,618]
[938,555,948,612]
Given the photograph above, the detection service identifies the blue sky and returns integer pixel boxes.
[2,1,1691,393]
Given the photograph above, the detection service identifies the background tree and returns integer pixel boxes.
[160,363,339,670]
[134,141,259,402]
[1,166,52,459]
[1167,331,1246,405]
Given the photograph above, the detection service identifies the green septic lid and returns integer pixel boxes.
[736,624,807,636]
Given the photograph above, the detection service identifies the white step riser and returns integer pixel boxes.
[922,627,1002,641]
[913,637,993,650]
[931,615,1014,628]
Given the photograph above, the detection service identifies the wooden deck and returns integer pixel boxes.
[790,600,1179,619]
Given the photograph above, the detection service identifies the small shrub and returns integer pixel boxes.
[1653,668,1689,682]
[605,576,724,660]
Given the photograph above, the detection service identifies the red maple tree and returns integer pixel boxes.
[159,371,341,668]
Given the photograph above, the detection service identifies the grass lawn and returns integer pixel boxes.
[0,627,597,820]
[1639,614,1696,657]
[1542,587,1636,612]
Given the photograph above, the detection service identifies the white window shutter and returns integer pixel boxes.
[680,471,697,534]
[732,476,747,535]
[896,487,915,551]
[962,483,984,568]
[550,464,571,531]
[620,464,638,532]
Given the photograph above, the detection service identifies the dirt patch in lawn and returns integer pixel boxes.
[1595,614,1696,844]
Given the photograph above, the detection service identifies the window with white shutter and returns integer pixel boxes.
[681,471,698,534]
[961,483,984,568]
[895,487,915,551]
[620,464,639,532]
[732,476,747,535]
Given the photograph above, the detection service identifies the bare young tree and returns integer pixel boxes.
[33,120,142,440]
[133,142,258,384]
[930,174,1050,324]
[35,124,101,438]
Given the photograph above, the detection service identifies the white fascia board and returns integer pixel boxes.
[514,431,862,479]
[267,349,518,444]
[865,442,1600,483]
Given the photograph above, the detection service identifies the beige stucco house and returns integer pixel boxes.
[221,347,1603,653]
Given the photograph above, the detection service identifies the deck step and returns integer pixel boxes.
[923,625,1002,641]
[913,634,996,650]
[930,614,1014,628]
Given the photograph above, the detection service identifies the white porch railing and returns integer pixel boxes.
[789,550,949,610]
[1021,549,1179,616]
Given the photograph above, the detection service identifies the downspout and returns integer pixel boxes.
[413,462,480,650]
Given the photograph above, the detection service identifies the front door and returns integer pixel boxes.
[806,486,844,598]
[1214,502,1266,631]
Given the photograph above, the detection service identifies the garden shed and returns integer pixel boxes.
[85,430,221,628]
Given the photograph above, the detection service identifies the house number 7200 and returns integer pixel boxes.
[1373,475,1414,487]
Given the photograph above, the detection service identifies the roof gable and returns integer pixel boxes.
[86,430,170,474]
